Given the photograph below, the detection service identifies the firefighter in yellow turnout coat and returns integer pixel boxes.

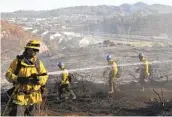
[57,62,76,100]
[106,54,118,94]
[137,53,150,92]
[5,40,48,116]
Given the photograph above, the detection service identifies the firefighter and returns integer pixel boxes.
[136,53,150,92]
[57,62,76,100]
[105,54,118,94]
[5,40,48,116]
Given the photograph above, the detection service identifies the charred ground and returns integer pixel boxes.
[35,78,172,116]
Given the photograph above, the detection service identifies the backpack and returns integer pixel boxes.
[68,73,76,83]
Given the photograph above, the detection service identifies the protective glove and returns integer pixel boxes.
[30,73,40,85]
[17,77,29,84]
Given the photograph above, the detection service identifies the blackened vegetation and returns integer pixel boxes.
[1,64,172,116]
[41,74,172,116]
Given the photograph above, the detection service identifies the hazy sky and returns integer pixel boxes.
[1,0,172,12]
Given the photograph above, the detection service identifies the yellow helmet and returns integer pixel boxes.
[25,40,40,50]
